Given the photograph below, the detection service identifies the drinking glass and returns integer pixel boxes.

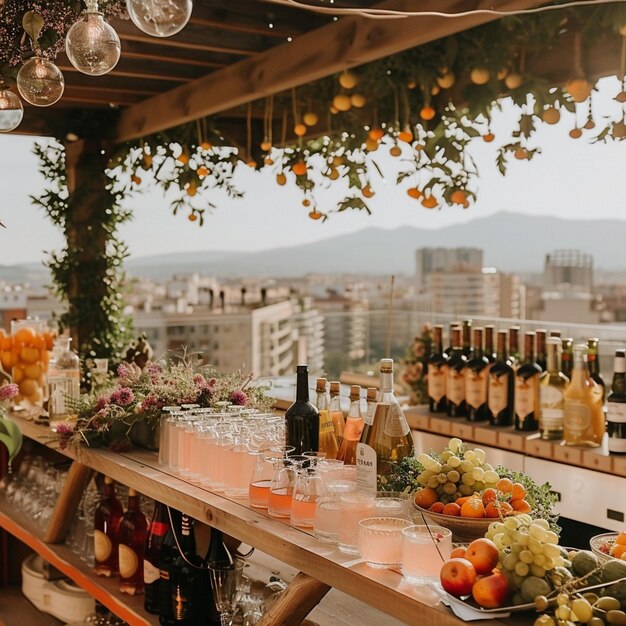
[248,452,273,509]
[401,524,452,583]
[358,517,411,568]
[209,560,245,626]
[338,491,375,554]
[267,456,303,518]
[374,491,410,519]
[290,467,324,528]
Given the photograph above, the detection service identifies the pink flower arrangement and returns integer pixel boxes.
[0,383,19,401]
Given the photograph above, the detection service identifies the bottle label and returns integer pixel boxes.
[488,373,509,415]
[144,559,160,585]
[447,369,465,405]
[119,544,139,579]
[607,402,626,423]
[159,569,170,582]
[150,521,169,537]
[319,409,335,435]
[343,417,364,441]
[540,385,563,408]
[363,403,376,427]
[49,371,80,417]
[428,364,447,402]
[94,530,112,563]
[515,377,537,420]
[356,443,377,495]
[466,369,487,409]
[383,403,410,437]
[564,400,591,436]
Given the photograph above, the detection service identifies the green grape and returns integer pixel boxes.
[570,599,592,623]
[530,564,546,578]
[511,544,523,555]
[474,448,486,464]
[533,553,546,566]
[529,524,549,543]
[448,438,462,453]
[529,537,543,555]
[501,534,513,548]
[430,462,443,474]
[534,616,555,626]
[473,481,485,492]
[427,476,440,489]
[515,531,530,547]
[555,605,570,621]
[519,550,534,564]
[514,561,529,577]
[483,463,494,472]
[461,473,475,486]
[533,518,550,530]
[460,460,474,474]
[447,455,461,468]
[504,517,520,531]
[447,470,460,483]
[440,464,451,474]
[443,482,457,495]
[556,594,569,606]
[545,531,558,544]
[464,450,477,462]
[417,453,433,466]
[502,553,517,570]
[484,470,500,483]
[437,473,448,484]
[542,544,561,559]
[493,533,505,550]
[440,450,452,462]
[458,484,473,496]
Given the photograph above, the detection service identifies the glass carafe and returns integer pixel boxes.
[291,466,325,528]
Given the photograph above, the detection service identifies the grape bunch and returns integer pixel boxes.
[486,515,564,591]
[416,437,500,504]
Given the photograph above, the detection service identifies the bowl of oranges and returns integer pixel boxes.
[590,532,626,563]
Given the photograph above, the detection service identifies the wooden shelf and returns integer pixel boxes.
[0,586,64,626]
[9,414,525,626]
[0,492,158,626]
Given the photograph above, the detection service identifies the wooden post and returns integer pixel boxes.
[256,572,330,626]
[43,461,93,544]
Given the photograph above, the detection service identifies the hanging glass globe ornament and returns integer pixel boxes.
[17,56,65,107]
[66,0,121,76]
[0,85,24,133]
[126,0,192,38]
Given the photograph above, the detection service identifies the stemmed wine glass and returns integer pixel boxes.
[208,560,245,626]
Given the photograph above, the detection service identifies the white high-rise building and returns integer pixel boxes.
[415,247,483,290]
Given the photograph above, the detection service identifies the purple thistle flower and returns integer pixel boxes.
[110,387,135,406]
[0,383,19,401]
[95,395,109,411]
[141,392,160,410]
[116,363,131,378]
[193,373,206,386]
[230,390,248,406]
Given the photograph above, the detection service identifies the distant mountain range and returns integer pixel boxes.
[4,212,626,283]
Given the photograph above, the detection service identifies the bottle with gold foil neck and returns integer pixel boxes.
[465,327,489,422]
[561,338,574,379]
[446,327,467,417]
[487,330,514,426]
[360,386,379,444]
[316,378,338,460]
[329,381,345,448]
[563,344,605,447]
[514,332,541,432]
[539,338,569,440]
[336,385,363,465]
[536,329,547,372]
[427,325,447,413]
[587,338,605,400]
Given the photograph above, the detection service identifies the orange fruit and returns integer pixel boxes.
[470,67,490,85]
[131,174,142,185]
[332,94,352,112]
[414,487,439,509]
[327,168,339,180]
[389,146,402,157]
[187,183,197,197]
[364,138,379,152]
[200,141,212,150]
[247,160,257,169]
[569,128,583,139]
[338,70,358,90]
[407,187,422,199]
[188,213,197,222]
[350,93,366,108]
[302,199,311,207]
[450,190,467,205]
[276,173,287,186]
[461,498,486,518]
[504,73,523,90]
[510,499,532,514]
[442,503,462,517]
[485,502,502,518]
[483,133,495,143]
[450,546,467,559]
[398,130,413,143]
[499,501,514,516]
[420,106,436,121]
[292,161,307,176]
[542,107,561,124]
[511,483,526,501]
[369,128,384,141]
[429,502,445,513]
[176,152,189,165]
[495,478,513,493]
[616,532,626,545]
[20,346,40,364]
[332,156,344,166]
[362,184,375,198]
[482,488,497,505]
[197,166,209,178]
[455,495,477,507]
[308,211,323,221]
[13,327,36,347]
[260,140,272,151]
[303,112,318,126]
[610,544,626,558]
[421,195,438,209]
[294,123,307,137]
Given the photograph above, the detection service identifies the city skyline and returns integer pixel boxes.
[1,76,626,265]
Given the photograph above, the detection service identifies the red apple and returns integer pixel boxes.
[472,571,511,609]
[464,538,500,575]
[440,558,477,597]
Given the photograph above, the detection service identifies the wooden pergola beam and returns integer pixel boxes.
[114,0,548,143]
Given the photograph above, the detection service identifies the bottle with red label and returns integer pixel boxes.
[118,488,149,594]
[94,476,124,577]
[336,385,364,465]
[144,501,171,613]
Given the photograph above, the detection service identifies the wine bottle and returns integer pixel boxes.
[444,320,460,359]
[198,528,233,625]
[514,332,542,432]
[170,514,199,624]
[509,326,521,367]
[465,327,489,422]
[118,488,149,595]
[461,319,473,358]
[315,378,338,460]
[359,386,378,444]
[561,338,574,379]
[427,324,447,413]
[48,336,80,426]
[563,344,605,448]
[587,338,605,399]
[607,349,626,455]
[550,330,562,339]
[158,509,181,626]
[94,476,124,577]
[446,327,467,417]
[144,501,170,614]
[328,381,345,448]
[536,329,547,372]
[484,325,496,363]
[285,365,319,455]
[539,338,569,440]
[336,386,364,465]
[364,359,414,480]
[487,330,514,426]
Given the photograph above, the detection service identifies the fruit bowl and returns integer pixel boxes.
[410,504,493,543]
[590,532,618,562]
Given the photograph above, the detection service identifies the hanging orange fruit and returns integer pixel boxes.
[302,199,311,207]
[421,195,438,209]
[542,108,560,124]
[294,124,307,136]
[437,72,455,89]
[364,138,379,152]
[131,174,142,184]
[389,145,402,157]
[420,106,436,121]
[398,129,413,143]
[619,23,626,36]
[292,161,307,176]
[470,68,490,85]
[329,105,339,114]
[482,132,495,143]
[497,67,509,80]
[260,140,272,151]
[333,94,352,111]
[200,141,212,150]
[430,85,440,96]
[583,118,596,130]
[368,128,384,141]
[362,185,375,198]
[514,147,529,159]
[176,152,189,165]
[612,121,626,138]
[264,157,274,165]
[142,153,153,169]
[328,168,340,180]
[309,210,323,220]
[569,127,583,139]
[565,78,592,103]
[247,160,257,169]
[188,213,198,222]
[504,73,523,90]
[407,187,422,199]
[406,79,417,89]
[197,165,209,178]
[338,71,358,89]
[333,156,345,166]
[187,182,197,196]
[450,190,468,205]
[350,93,366,108]
[303,112,318,126]
[276,173,287,185]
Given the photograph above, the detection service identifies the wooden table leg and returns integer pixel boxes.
[43,461,93,544]
[256,571,330,626]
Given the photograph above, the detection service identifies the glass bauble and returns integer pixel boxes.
[126,0,192,38]
[17,57,65,107]
[0,88,24,132]
[66,11,121,76]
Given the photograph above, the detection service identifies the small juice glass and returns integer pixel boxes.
[358,517,411,568]
[401,525,452,584]
[338,492,375,554]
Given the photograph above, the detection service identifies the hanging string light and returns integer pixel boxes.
[65,0,121,76]
[17,55,65,107]
[0,82,24,133]
[126,0,193,38]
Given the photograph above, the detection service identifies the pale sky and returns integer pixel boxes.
[1,76,625,265]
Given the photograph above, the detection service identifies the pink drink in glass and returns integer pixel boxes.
[358,517,411,568]
[338,493,375,554]
[249,480,271,508]
[168,423,180,468]
[401,525,452,583]
[290,497,317,527]
[268,488,292,518]
[314,497,341,542]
